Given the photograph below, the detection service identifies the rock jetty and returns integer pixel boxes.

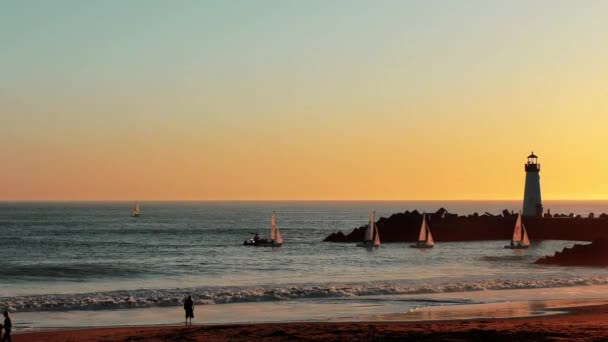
[324,208,608,243]
[535,239,608,266]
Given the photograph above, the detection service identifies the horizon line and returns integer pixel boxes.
[2,199,608,203]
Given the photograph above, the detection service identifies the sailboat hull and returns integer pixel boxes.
[131,213,140,217]
[504,245,530,249]
[243,240,282,247]
[356,241,378,248]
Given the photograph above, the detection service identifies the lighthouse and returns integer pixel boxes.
[522,152,543,217]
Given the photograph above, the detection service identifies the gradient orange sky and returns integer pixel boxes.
[2,1,608,200]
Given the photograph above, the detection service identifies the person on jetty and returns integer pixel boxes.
[1,311,12,342]
[184,295,194,325]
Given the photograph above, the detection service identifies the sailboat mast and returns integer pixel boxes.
[371,210,375,233]
[270,211,276,240]
[365,210,375,241]
[273,211,283,244]
[371,210,380,246]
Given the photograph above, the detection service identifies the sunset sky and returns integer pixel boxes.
[2,1,608,200]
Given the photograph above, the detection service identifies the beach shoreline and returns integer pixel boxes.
[16,302,608,341]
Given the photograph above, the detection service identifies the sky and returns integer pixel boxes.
[1,0,608,201]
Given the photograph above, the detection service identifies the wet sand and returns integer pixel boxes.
[17,303,608,341]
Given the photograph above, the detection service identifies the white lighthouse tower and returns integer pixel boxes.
[522,152,543,217]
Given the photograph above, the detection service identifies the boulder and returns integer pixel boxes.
[535,240,608,267]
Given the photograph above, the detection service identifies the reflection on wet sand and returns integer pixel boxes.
[343,298,608,322]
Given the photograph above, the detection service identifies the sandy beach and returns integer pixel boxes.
[16,301,608,341]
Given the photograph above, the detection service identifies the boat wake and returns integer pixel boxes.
[3,276,608,313]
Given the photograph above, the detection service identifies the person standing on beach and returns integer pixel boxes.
[1,311,12,342]
[184,296,194,325]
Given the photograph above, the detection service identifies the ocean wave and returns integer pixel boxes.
[2,277,608,313]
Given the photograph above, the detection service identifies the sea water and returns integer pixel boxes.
[1,201,608,330]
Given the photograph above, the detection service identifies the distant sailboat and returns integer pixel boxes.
[243,211,283,247]
[411,213,434,248]
[131,202,140,217]
[505,213,530,249]
[357,210,380,248]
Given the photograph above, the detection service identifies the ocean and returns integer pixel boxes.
[1,200,608,330]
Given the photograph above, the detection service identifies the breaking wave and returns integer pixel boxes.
[2,277,608,313]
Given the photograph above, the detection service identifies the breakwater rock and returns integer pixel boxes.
[324,208,608,243]
[535,240,608,266]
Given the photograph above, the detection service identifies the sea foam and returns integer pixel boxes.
[2,277,608,313]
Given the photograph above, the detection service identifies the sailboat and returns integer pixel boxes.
[243,211,283,247]
[504,213,530,249]
[411,213,434,248]
[356,210,380,248]
[131,202,140,217]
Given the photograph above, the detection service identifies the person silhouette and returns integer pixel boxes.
[1,311,12,342]
[184,296,194,325]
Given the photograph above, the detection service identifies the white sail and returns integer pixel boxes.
[372,221,380,247]
[269,212,277,241]
[511,213,522,242]
[521,224,530,246]
[425,226,434,246]
[418,215,427,242]
[275,226,283,244]
[271,212,283,244]
[364,211,375,241]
